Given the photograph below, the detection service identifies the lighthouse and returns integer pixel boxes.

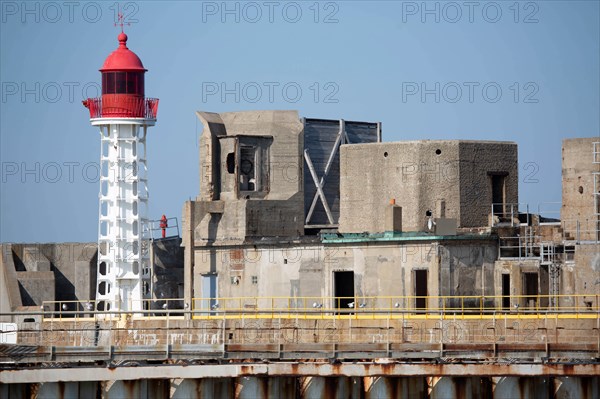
[83,29,159,314]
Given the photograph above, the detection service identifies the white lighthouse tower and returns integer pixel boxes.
[83,28,159,314]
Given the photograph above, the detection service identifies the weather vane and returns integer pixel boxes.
[114,8,130,33]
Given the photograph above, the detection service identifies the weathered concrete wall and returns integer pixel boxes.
[561,137,600,241]
[440,243,497,308]
[193,240,445,302]
[339,140,518,233]
[0,243,96,318]
[191,110,305,244]
[339,141,461,233]
[572,243,600,299]
[191,237,501,307]
[21,316,597,348]
[15,271,55,306]
[458,141,519,228]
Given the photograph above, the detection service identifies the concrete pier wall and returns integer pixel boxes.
[2,376,598,399]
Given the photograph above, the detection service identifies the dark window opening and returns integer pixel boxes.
[491,174,506,215]
[435,149,441,155]
[523,272,538,308]
[334,271,355,312]
[502,274,510,309]
[102,72,145,95]
[226,153,235,174]
[414,270,428,310]
[239,146,257,191]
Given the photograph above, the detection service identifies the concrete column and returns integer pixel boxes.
[35,381,97,398]
[235,376,296,398]
[300,376,362,398]
[1,383,28,398]
[364,377,393,399]
[102,380,147,399]
[492,376,550,399]
[553,376,599,399]
[364,377,427,399]
[430,376,492,399]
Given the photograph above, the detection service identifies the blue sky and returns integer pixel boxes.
[1,1,599,242]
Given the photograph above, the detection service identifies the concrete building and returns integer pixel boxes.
[183,116,524,311]
[188,111,380,247]
[182,119,600,317]
[338,140,518,233]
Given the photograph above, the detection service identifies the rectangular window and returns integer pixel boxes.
[101,72,143,95]
[491,174,506,216]
[115,72,127,93]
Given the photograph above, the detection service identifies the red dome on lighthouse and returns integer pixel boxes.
[84,29,158,120]
[100,32,147,72]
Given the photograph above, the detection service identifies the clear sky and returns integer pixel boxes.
[1,1,599,242]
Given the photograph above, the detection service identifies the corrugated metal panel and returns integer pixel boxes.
[303,119,379,227]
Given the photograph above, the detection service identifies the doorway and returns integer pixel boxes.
[334,271,355,311]
[201,274,218,313]
[523,272,538,308]
[502,274,510,310]
[414,269,428,310]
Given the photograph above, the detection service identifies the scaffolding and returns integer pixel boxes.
[497,228,538,260]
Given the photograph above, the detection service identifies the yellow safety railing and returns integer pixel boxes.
[190,294,600,320]
[39,294,600,321]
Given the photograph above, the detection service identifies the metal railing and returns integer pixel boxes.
[83,96,159,119]
[145,217,180,240]
[40,298,186,321]
[498,234,540,260]
[36,294,600,322]
[191,294,600,316]
[561,218,600,242]
[536,202,562,224]
[490,203,529,227]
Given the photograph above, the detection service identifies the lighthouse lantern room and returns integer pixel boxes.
[83,27,159,314]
